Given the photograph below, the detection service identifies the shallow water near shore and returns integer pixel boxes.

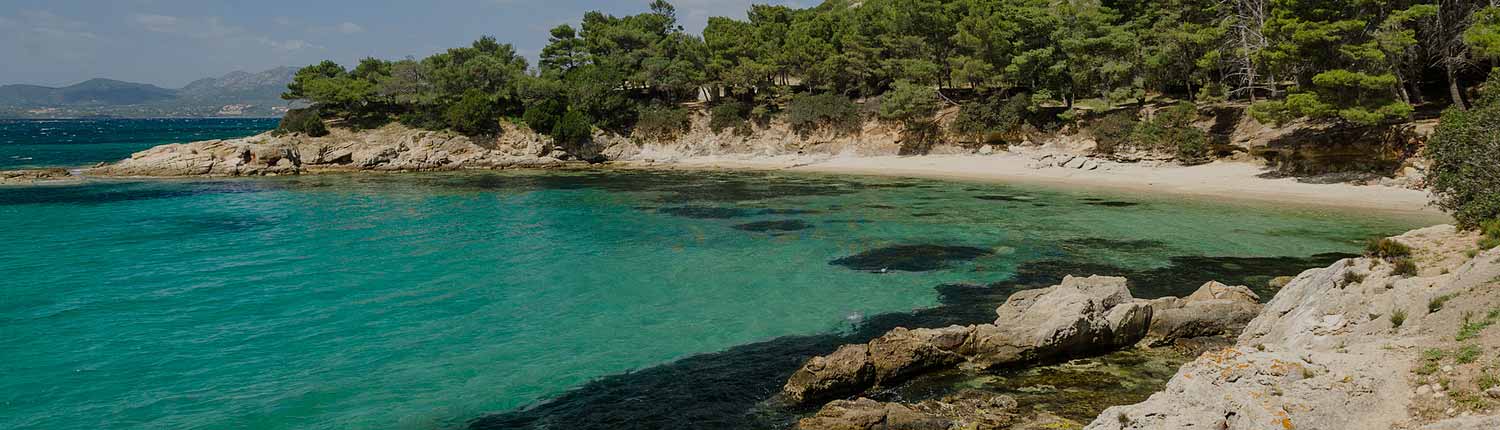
[0,169,1429,430]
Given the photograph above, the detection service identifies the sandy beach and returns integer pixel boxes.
[619,152,1447,220]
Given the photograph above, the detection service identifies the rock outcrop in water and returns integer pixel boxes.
[87,123,573,177]
[783,275,1263,406]
[1086,225,1500,429]
[0,168,75,185]
[797,390,1076,430]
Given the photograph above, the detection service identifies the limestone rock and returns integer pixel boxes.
[1138,281,1262,347]
[969,275,1148,367]
[783,344,875,405]
[785,276,1165,405]
[798,390,1027,430]
[796,398,951,430]
[867,326,973,383]
[1087,225,1500,430]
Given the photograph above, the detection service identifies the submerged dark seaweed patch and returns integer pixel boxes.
[0,181,279,206]
[974,195,1025,202]
[758,208,823,215]
[1061,237,1170,251]
[466,251,1348,430]
[911,212,944,218]
[733,220,814,232]
[1086,201,1140,207]
[829,245,994,272]
[657,206,756,219]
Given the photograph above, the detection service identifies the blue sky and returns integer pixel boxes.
[0,0,803,88]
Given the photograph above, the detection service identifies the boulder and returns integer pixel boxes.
[968,275,1150,367]
[799,390,1080,430]
[786,276,1160,405]
[867,326,973,382]
[796,398,952,430]
[1138,281,1262,347]
[978,145,995,155]
[1062,156,1087,169]
[783,344,875,405]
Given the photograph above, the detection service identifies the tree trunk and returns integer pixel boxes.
[1447,62,1468,110]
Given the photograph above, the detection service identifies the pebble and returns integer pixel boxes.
[1441,365,1454,373]
[1417,385,1432,395]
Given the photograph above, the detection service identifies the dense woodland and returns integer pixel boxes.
[280,0,1500,226]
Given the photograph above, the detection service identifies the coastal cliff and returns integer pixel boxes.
[779,225,1500,430]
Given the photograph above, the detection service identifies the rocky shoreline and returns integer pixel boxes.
[777,225,1500,430]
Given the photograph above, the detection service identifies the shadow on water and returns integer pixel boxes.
[465,251,1350,430]
[0,181,280,206]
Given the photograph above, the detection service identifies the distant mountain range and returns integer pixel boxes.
[0,67,299,118]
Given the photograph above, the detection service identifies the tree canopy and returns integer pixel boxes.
[282,0,1500,140]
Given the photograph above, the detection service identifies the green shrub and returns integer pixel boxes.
[877,80,941,124]
[1393,258,1419,277]
[1431,294,1456,313]
[1480,219,1500,250]
[551,110,593,149]
[522,99,566,133]
[1342,270,1367,286]
[1391,308,1407,328]
[1134,103,1210,164]
[1426,69,1500,228]
[276,108,330,137]
[444,89,500,135]
[634,106,691,141]
[709,101,750,134]
[1091,111,1139,155]
[952,92,1031,147]
[1366,238,1413,260]
[787,93,860,135]
[1456,309,1500,341]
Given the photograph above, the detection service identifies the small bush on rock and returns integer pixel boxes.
[709,101,750,135]
[1427,69,1500,229]
[952,93,1031,148]
[635,106,691,141]
[551,110,593,149]
[444,89,500,135]
[787,93,860,136]
[1366,238,1413,260]
[1393,258,1419,277]
[1091,111,1139,155]
[276,108,330,137]
[1391,308,1407,328]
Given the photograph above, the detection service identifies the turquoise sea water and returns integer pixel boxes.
[0,119,277,169]
[0,121,1435,430]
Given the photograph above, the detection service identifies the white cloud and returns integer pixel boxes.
[336,22,364,34]
[129,13,319,55]
[133,13,179,33]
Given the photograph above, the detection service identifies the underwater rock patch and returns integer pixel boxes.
[733,220,814,232]
[975,195,1029,202]
[1085,201,1140,208]
[657,206,757,219]
[830,245,994,272]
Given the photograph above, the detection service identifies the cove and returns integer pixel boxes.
[0,170,1429,430]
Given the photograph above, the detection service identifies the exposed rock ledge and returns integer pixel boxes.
[790,225,1500,430]
[85,123,581,177]
[784,275,1263,407]
[1087,225,1500,430]
[0,168,77,185]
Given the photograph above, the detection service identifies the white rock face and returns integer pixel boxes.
[1087,226,1500,430]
